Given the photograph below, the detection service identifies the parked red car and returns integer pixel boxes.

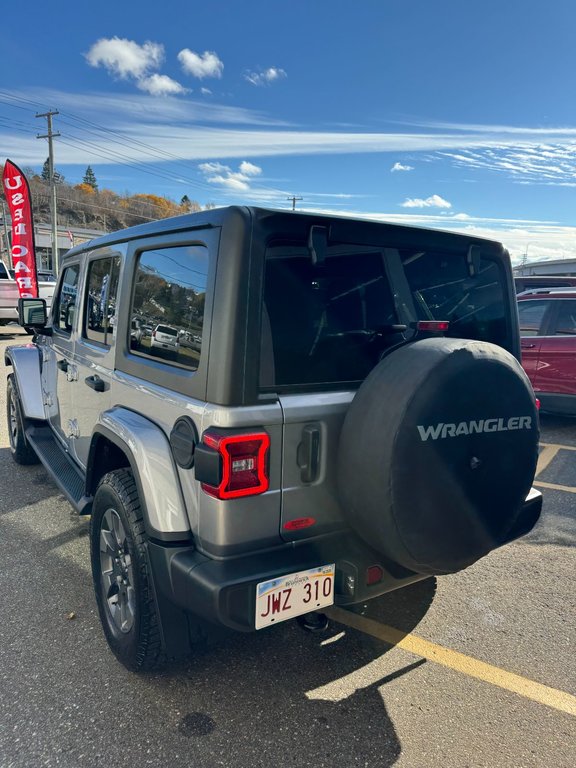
[518,291,576,415]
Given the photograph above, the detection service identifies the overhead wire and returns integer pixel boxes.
[0,89,294,207]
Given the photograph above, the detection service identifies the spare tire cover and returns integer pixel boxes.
[337,337,539,575]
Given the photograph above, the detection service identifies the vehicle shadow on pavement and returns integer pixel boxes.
[0,448,62,516]
[0,479,436,768]
[150,579,438,767]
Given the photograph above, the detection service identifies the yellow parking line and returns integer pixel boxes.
[536,445,560,476]
[540,442,576,452]
[326,606,576,717]
[534,480,576,494]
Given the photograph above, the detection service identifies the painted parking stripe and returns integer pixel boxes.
[534,480,576,494]
[536,444,561,476]
[325,606,576,717]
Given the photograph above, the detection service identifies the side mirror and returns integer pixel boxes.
[18,297,48,329]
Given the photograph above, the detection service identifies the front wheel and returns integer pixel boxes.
[6,374,38,465]
[90,469,164,671]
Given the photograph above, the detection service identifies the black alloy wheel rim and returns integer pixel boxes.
[99,508,136,633]
[8,389,18,451]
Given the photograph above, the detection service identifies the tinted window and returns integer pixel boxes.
[517,300,550,336]
[0,262,9,279]
[53,265,80,333]
[552,300,576,336]
[130,245,207,370]
[402,250,508,348]
[264,249,398,386]
[83,257,121,346]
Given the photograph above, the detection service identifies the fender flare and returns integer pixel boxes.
[88,407,192,542]
[4,345,45,421]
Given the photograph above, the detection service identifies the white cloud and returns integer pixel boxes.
[401,194,452,209]
[137,74,187,96]
[178,49,223,79]
[239,161,262,176]
[391,162,413,172]
[207,175,250,191]
[198,160,263,193]
[198,162,229,174]
[245,67,287,86]
[201,87,212,95]
[85,37,164,79]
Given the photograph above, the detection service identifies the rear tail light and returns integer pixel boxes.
[198,430,270,499]
[535,398,541,410]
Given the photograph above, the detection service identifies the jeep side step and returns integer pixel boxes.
[26,425,93,515]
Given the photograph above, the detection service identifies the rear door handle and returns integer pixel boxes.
[85,375,106,392]
[521,343,536,349]
[57,359,69,372]
[297,425,321,484]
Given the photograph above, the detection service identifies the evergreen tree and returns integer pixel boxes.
[83,165,98,190]
[41,157,65,184]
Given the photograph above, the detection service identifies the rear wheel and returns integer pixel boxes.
[90,469,164,671]
[6,374,38,465]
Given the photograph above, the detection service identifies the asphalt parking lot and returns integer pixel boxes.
[0,324,574,768]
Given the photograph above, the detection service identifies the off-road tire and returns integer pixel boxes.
[6,374,39,465]
[90,469,165,671]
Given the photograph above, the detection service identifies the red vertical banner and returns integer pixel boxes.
[2,159,38,298]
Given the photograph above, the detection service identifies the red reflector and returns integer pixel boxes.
[535,398,541,410]
[283,517,316,531]
[366,565,384,585]
[417,320,450,332]
[201,431,270,500]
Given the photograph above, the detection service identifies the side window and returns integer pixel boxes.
[129,244,207,371]
[517,300,550,336]
[83,256,121,346]
[0,262,9,279]
[552,300,576,336]
[53,265,80,333]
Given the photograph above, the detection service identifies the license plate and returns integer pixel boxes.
[255,564,335,630]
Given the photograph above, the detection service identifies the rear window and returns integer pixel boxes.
[263,241,509,389]
[156,325,177,336]
[401,249,508,349]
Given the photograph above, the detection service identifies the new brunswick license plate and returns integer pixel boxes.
[255,564,335,630]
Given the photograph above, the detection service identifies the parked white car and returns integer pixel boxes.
[150,324,180,355]
[0,260,56,326]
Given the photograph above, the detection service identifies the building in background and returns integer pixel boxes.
[0,221,104,273]
[513,258,576,277]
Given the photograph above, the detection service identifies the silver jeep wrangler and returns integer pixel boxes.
[5,207,542,670]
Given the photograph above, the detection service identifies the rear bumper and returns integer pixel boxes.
[148,487,543,633]
[148,532,426,633]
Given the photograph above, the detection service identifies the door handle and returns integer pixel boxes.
[85,375,106,392]
[297,425,321,484]
[57,359,69,372]
[521,343,536,349]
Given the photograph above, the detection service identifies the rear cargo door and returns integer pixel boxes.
[277,392,351,541]
[263,244,401,542]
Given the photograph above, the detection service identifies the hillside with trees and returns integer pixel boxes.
[2,162,214,232]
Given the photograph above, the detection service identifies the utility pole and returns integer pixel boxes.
[36,110,61,275]
[287,195,303,211]
[0,198,10,262]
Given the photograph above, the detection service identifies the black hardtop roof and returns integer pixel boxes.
[61,205,505,262]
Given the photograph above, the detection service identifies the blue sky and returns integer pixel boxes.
[2,0,576,264]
